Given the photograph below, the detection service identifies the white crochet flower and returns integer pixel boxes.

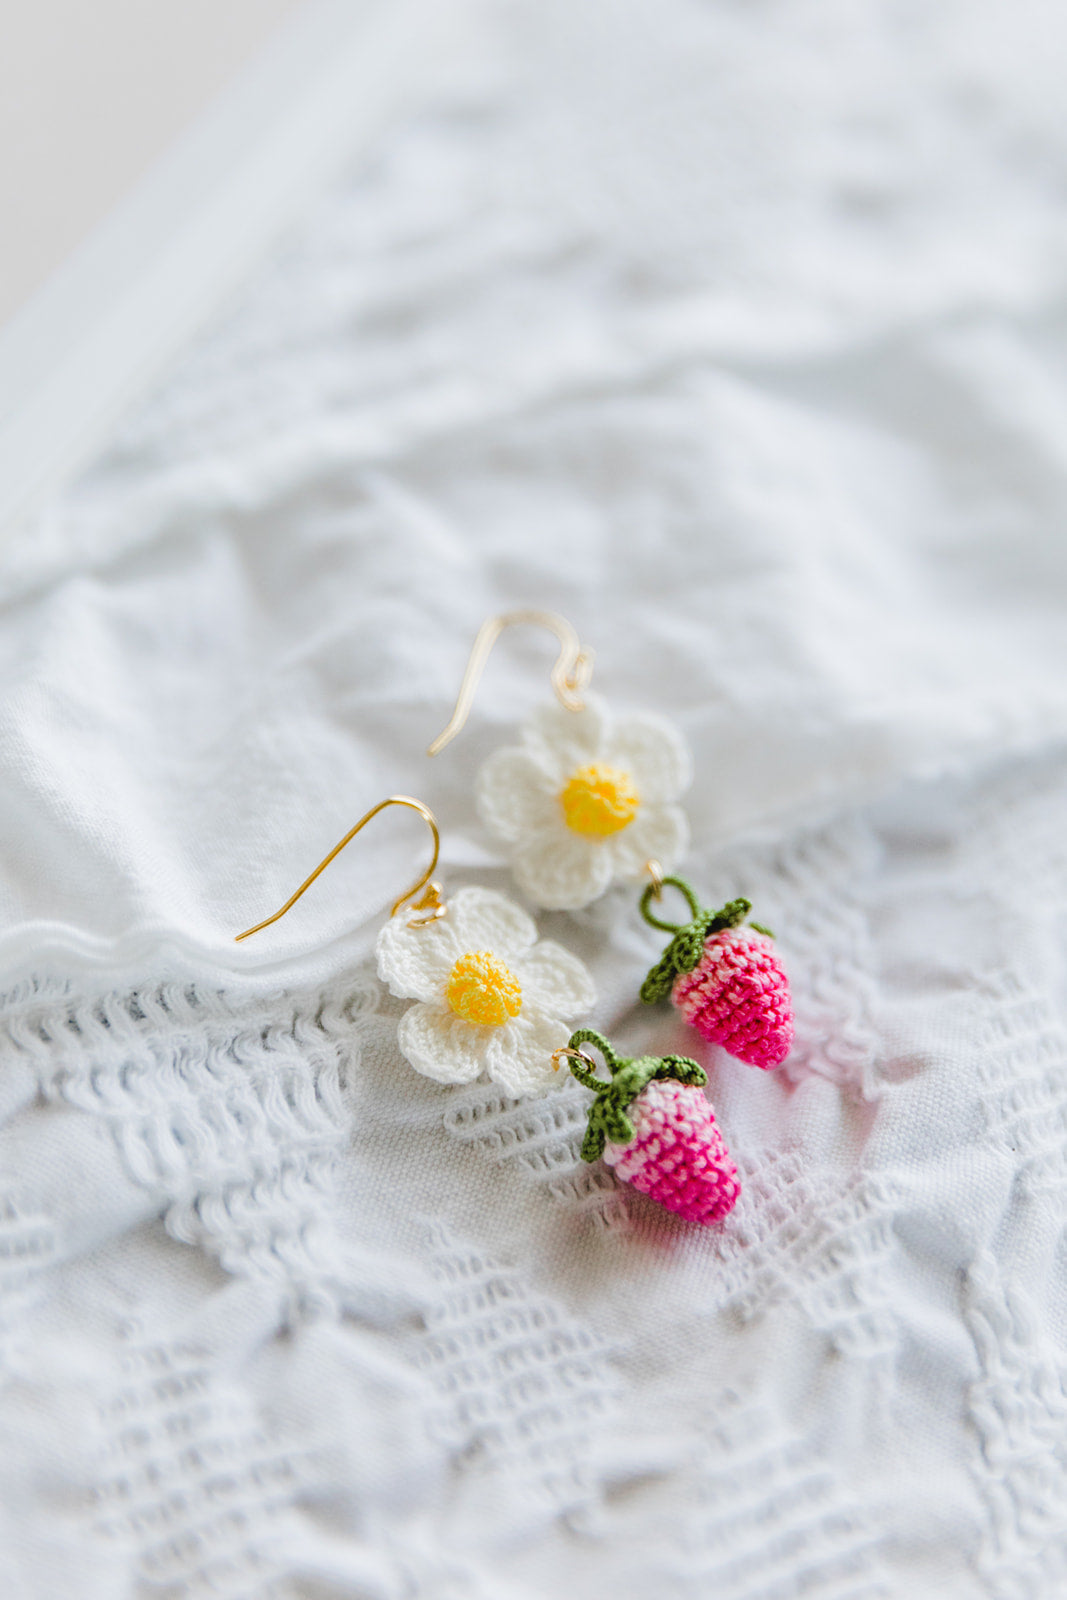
[376,886,595,1094]
[476,697,691,911]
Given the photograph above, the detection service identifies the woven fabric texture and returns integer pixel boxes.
[2,1,1067,1595]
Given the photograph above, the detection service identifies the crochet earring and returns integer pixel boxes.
[637,870,794,1070]
[236,795,597,1098]
[429,610,794,1073]
[554,1030,741,1225]
[234,794,741,1226]
[429,609,692,913]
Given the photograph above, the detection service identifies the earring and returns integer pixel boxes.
[429,610,794,1072]
[236,795,597,1099]
[428,609,692,912]
[637,873,794,1070]
[235,796,741,1225]
[553,1031,740,1225]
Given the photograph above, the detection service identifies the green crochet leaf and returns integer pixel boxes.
[637,879,752,1005]
[602,1104,637,1145]
[564,1029,707,1162]
[658,1053,708,1087]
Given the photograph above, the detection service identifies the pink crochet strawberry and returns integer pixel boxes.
[560,1028,740,1224]
[639,877,793,1069]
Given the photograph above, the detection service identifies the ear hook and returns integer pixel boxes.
[234,794,445,942]
[427,608,594,757]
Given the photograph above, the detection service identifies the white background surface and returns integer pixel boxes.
[1,3,1067,1596]
[0,0,465,550]
[0,0,300,325]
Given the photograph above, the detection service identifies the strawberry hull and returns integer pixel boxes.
[672,926,793,1069]
[602,1078,740,1224]
[563,1029,741,1226]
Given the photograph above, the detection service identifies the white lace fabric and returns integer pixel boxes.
[3,2,1067,1595]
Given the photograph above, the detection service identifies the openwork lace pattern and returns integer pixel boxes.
[974,971,1067,1200]
[946,760,1067,1204]
[965,1255,1067,1599]
[679,1392,890,1599]
[711,1150,899,1361]
[442,1075,633,1230]
[414,1224,619,1515]
[92,1337,313,1600]
[0,974,378,1315]
[0,1193,55,1379]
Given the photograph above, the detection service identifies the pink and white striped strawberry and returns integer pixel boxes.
[559,1029,740,1224]
[639,878,793,1069]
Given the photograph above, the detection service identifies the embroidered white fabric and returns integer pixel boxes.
[3,2,1067,1594]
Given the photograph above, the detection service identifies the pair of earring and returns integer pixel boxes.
[236,610,794,1227]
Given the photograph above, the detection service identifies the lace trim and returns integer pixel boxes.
[414,1224,619,1513]
[0,973,378,1315]
[974,970,1067,1197]
[964,1254,1067,1598]
[544,1165,633,1231]
[92,1336,313,1600]
[681,1392,890,1598]
[442,1076,633,1230]
[575,1385,890,1598]
[0,1193,55,1379]
[710,1150,899,1360]
[442,1075,590,1176]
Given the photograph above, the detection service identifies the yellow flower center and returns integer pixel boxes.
[445,950,523,1027]
[560,763,640,837]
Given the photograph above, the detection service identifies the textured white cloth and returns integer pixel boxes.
[3,2,1067,1595]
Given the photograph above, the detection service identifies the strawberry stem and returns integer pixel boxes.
[639,875,701,933]
[565,1028,707,1161]
[638,884,752,1005]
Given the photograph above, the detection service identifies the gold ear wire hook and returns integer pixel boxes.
[427,608,594,757]
[234,795,445,942]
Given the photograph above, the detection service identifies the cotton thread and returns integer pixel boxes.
[639,876,794,1070]
[564,1029,740,1224]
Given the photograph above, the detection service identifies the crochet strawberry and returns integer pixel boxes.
[560,1028,740,1224]
[639,877,793,1069]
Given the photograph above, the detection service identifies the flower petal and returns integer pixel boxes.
[514,940,596,1019]
[603,712,692,804]
[524,696,608,775]
[448,886,539,959]
[397,1002,488,1084]
[484,1008,570,1097]
[511,824,615,911]
[608,802,690,879]
[476,745,560,844]
[376,914,461,1002]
